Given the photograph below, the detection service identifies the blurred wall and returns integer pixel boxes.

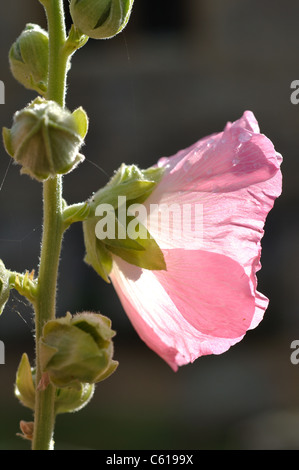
[0,0,298,450]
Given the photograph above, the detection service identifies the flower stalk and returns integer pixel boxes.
[32,0,68,450]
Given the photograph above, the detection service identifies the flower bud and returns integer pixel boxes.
[40,312,118,388]
[69,0,134,40]
[2,97,88,181]
[0,260,10,315]
[9,23,49,95]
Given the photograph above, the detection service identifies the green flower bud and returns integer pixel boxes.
[2,97,88,181]
[83,163,166,282]
[9,23,49,95]
[69,0,134,40]
[0,260,10,315]
[40,312,118,388]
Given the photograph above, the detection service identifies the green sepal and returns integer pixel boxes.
[100,211,166,270]
[106,223,167,271]
[15,353,35,410]
[83,219,113,282]
[0,260,10,315]
[71,106,89,139]
[9,270,38,304]
[95,164,163,208]
[62,201,91,230]
[2,127,14,157]
[55,382,95,414]
[14,352,97,415]
[64,24,89,55]
[82,163,166,277]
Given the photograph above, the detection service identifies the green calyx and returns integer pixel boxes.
[9,23,49,95]
[83,163,166,282]
[15,353,95,415]
[3,97,88,181]
[69,0,134,40]
[39,312,118,389]
[0,260,10,315]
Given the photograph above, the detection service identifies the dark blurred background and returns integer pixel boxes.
[0,0,298,450]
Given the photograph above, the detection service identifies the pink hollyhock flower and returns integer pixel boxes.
[109,111,282,371]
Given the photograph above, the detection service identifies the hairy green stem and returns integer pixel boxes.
[32,0,69,450]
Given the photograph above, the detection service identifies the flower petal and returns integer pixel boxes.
[143,111,282,282]
[110,248,263,370]
[155,249,256,337]
[155,111,281,194]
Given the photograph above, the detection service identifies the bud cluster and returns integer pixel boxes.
[15,312,117,415]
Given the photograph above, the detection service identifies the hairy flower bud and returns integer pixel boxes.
[2,97,88,181]
[9,23,49,95]
[0,260,10,315]
[40,312,118,388]
[69,0,134,40]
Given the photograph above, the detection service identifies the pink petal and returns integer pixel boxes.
[155,111,281,194]
[110,249,262,370]
[144,111,282,278]
[155,249,256,337]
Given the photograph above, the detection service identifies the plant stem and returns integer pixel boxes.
[44,0,67,107]
[32,177,63,450]
[32,0,69,450]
